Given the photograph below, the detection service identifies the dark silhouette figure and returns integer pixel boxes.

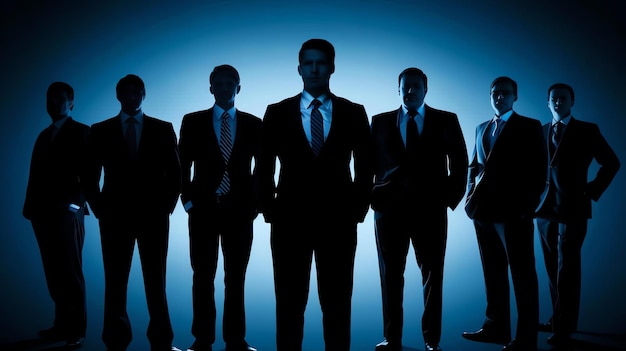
[370,68,468,351]
[463,77,547,351]
[85,74,182,351]
[23,81,89,349]
[535,83,620,347]
[255,38,373,351]
[179,65,261,351]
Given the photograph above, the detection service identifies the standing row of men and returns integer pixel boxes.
[24,38,620,351]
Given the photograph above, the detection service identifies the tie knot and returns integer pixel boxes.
[311,99,322,109]
[221,111,230,121]
[408,108,418,118]
[127,117,137,124]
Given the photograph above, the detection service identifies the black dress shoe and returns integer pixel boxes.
[375,339,402,351]
[547,332,571,346]
[66,337,84,349]
[502,338,537,351]
[225,343,256,351]
[462,327,510,345]
[424,343,442,351]
[538,320,553,332]
[38,326,65,340]
[187,340,212,351]
[151,346,182,351]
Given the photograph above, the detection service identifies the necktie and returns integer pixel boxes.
[217,112,232,194]
[310,99,324,156]
[126,117,138,159]
[552,122,564,146]
[487,117,503,153]
[406,109,419,153]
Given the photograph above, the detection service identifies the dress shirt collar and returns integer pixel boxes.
[552,114,572,126]
[51,115,70,130]
[121,109,143,124]
[493,109,513,122]
[301,90,330,111]
[213,104,236,120]
[402,103,426,119]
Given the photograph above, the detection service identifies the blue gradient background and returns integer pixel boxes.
[1,1,624,350]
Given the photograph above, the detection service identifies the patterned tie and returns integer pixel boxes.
[310,99,324,156]
[126,117,138,159]
[217,111,232,194]
[406,109,419,153]
[552,122,564,146]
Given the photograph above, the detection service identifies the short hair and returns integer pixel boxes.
[210,64,240,85]
[547,83,575,102]
[47,81,74,100]
[490,76,517,97]
[116,74,145,95]
[398,67,428,90]
[299,38,335,66]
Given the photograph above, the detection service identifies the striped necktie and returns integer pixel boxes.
[310,99,323,156]
[217,111,232,194]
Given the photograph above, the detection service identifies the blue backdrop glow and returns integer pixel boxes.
[1,1,625,350]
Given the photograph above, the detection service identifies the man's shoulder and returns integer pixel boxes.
[267,94,300,109]
[236,109,262,123]
[372,109,398,122]
[330,94,365,110]
[425,105,457,119]
[144,115,174,128]
[91,116,119,130]
[511,112,540,124]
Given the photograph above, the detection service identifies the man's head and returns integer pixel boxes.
[398,67,428,112]
[210,64,241,110]
[490,76,517,116]
[116,74,145,115]
[547,83,575,120]
[46,81,74,121]
[298,39,335,97]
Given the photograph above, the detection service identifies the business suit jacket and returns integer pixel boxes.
[86,114,181,219]
[465,112,547,221]
[23,117,90,338]
[179,108,262,218]
[24,117,90,219]
[536,117,620,221]
[371,105,468,213]
[256,93,372,224]
[86,113,181,349]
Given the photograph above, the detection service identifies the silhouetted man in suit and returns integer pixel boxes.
[256,38,372,351]
[23,81,89,349]
[86,74,182,351]
[462,77,547,351]
[370,68,468,351]
[535,83,620,347]
[179,65,261,351]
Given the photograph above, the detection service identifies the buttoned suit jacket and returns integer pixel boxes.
[370,105,468,213]
[465,112,547,221]
[536,117,620,220]
[178,108,262,219]
[256,93,372,224]
[24,117,90,219]
[86,114,181,219]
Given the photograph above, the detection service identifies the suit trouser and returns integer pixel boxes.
[31,209,86,338]
[474,217,538,343]
[271,218,357,351]
[374,207,447,345]
[99,214,173,350]
[536,217,587,334]
[188,204,253,346]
